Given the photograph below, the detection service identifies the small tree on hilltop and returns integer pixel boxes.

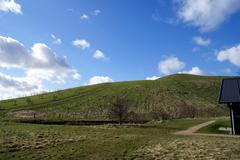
[109,97,129,125]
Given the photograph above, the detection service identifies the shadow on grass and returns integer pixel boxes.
[11,119,150,126]
[13,119,119,125]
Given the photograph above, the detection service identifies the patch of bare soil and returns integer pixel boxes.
[8,110,46,118]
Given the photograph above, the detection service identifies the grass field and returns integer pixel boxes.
[1,74,239,159]
[1,118,240,160]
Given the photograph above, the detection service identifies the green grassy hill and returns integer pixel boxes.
[0,74,229,122]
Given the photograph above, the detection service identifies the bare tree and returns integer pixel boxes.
[178,101,197,118]
[109,97,129,125]
[128,111,137,123]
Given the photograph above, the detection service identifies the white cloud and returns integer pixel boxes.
[193,36,211,46]
[93,49,106,59]
[180,66,204,75]
[146,76,160,80]
[73,73,80,80]
[80,10,101,20]
[0,72,45,99]
[80,14,89,20]
[176,0,240,32]
[0,0,22,14]
[217,44,240,66]
[93,9,101,16]
[50,34,62,45]
[0,72,40,91]
[158,56,185,75]
[72,39,90,50]
[0,36,80,99]
[86,76,113,85]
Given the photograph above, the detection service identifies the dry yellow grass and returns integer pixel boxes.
[134,137,240,160]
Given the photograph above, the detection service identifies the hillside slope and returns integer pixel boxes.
[0,74,229,122]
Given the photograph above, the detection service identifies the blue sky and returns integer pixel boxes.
[0,0,240,99]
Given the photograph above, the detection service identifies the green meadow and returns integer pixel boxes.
[1,74,239,160]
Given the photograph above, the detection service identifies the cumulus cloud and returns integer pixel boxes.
[176,0,240,32]
[50,34,62,45]
[0,72,39,91]
[216,44,240,66]
[158,56,185,75]
[72,39,90,50]
[80,14,89,20]
[146,76,160,80]
[0,72,45,99]
[0,36,80,99]
[0,0,22,14]
[72,40,109,60]
[93,49,106,59]
[86,76,113,85]
[193,36,211,46]
[180,66,204,75]
[0,36,79,79]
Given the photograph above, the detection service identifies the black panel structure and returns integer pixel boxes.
[219,78,240,103]
[219,78,240,135]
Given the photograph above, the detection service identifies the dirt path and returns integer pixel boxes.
[174,120,240,138]
[174,120,216,135]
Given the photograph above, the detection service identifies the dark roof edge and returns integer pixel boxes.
[221,77,240,80]
[219,101,240,104]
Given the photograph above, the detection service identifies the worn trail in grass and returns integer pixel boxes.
[174,120,216,135]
